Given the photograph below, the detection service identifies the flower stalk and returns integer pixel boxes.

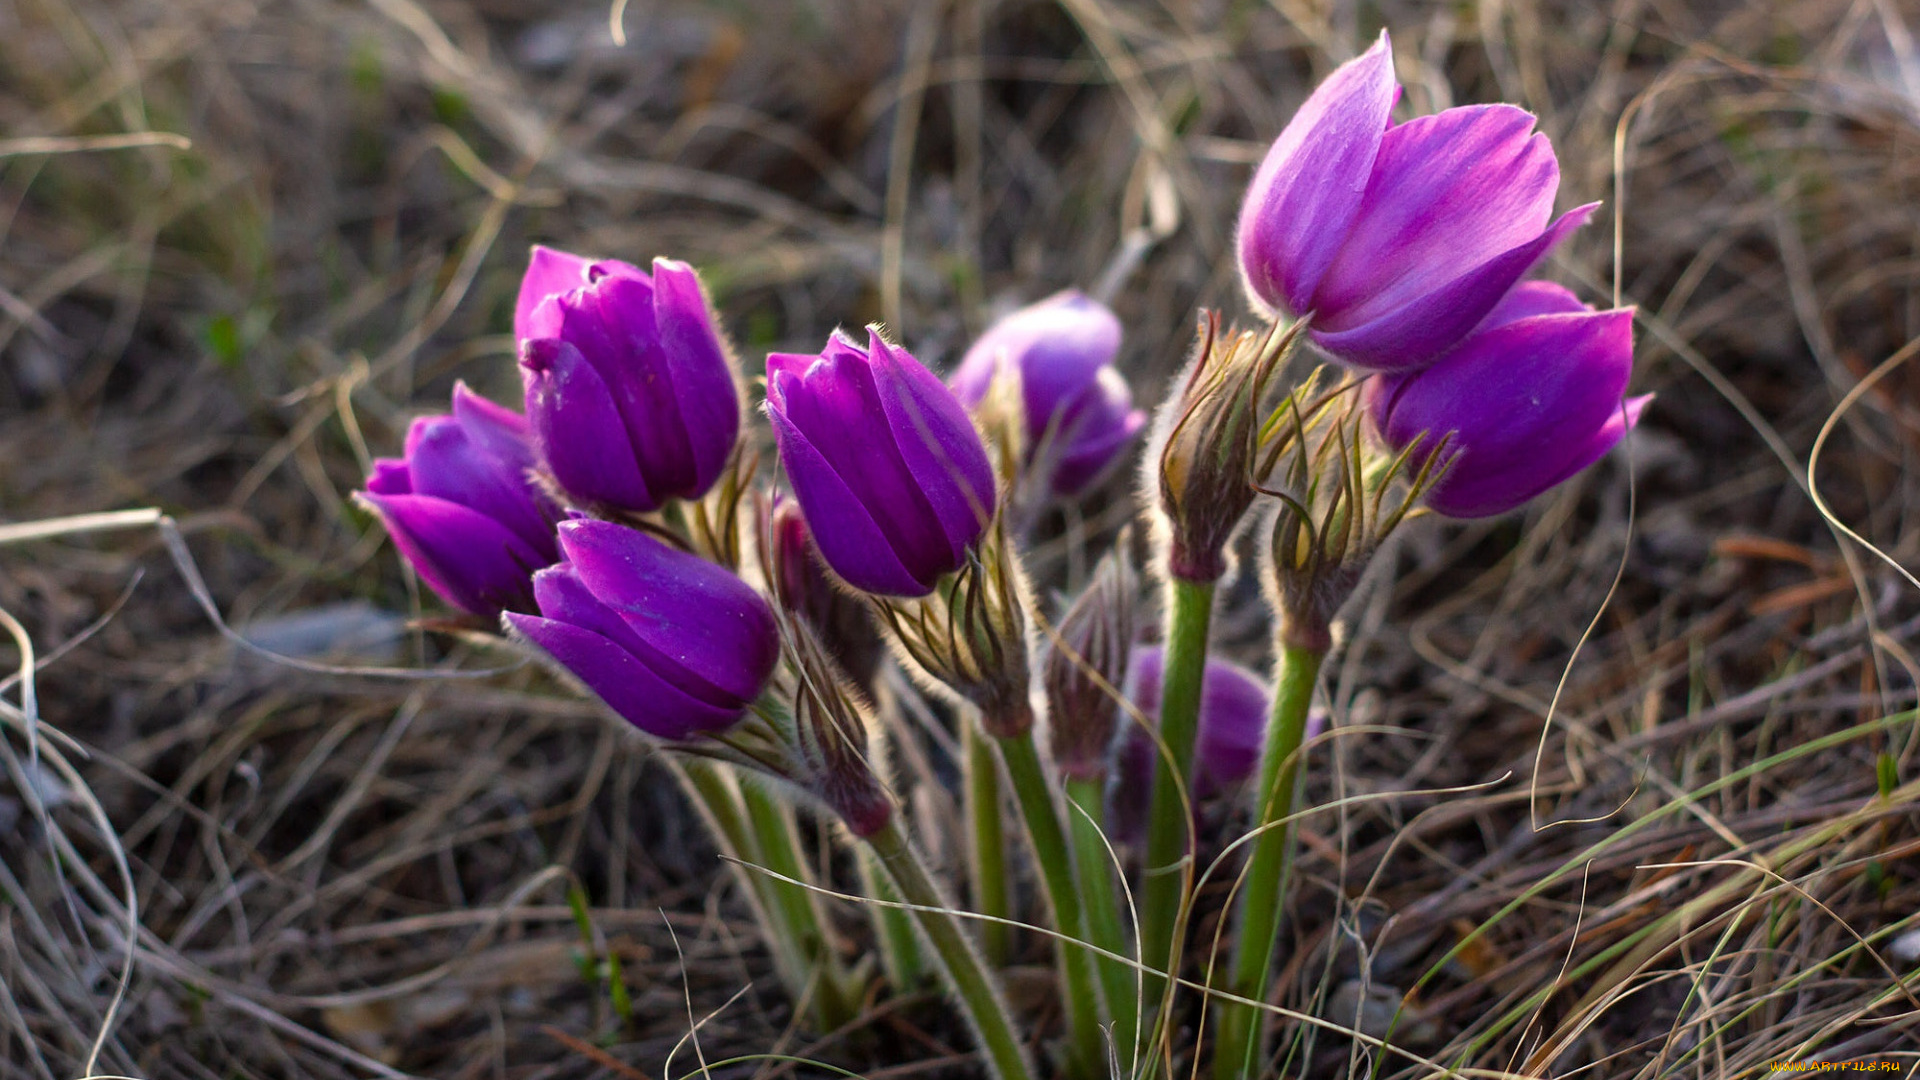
[1065,774,1138,1062]
[966,724,1014,966]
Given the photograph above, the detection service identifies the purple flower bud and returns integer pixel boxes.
[1237,32,1596,372]
[766,328,996,597]
[1365,281,1649,518]
[950,291,1146,494]
[765,498,886,689]
[517,249,740,513]
[505,519,779,741]
[1126,645,1270,793]
[356,384,560,617]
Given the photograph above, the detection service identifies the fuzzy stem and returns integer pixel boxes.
[738,780,862,1031]
[997,730,1109,1079]
[1066,774,1139,1063]
[966,722,1014,965]
[1211,642,1324,1080]
[673,761,815,1011]
[1138,578,1216,1019]
[866,815,1036,1080]
[857,841,928,992]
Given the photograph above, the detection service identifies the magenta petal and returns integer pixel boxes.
[1237,32,1398,316]
[505,613,742,740]
[521,338,657,511]
[866,329,996,562]
[1052,368,1147,494]
[404,415,556,560]
[360,492,545,616]
[651,258,740,495]
[767,399,930,596]
[366,458,411,496]
[515,246,590,343]
[1313,105,1560,332]
[950,290,1122,429]
[555,519,779,705]
[451,383,536,471]
[1480,280,1591,327]
[1315,203,1596,371]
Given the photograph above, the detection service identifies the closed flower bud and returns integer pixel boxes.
[1365,281,1648,519]
[1237,32,1596,372]
[504,519,779,741]
[949,291,1146,495]
[766,327,996,597]
[517,249,741,513]
[1045,544,1138,781]
[356,384,559,618]
[1109,645,1288,841]
[1151,313,1297,583]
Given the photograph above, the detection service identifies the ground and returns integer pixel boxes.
[1,0,1917,1077]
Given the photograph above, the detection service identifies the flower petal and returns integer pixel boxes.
[404,414,557,560]
[1238,32,1399,316]
[1314,203,1595,371]
[651,257,740,495]
[515,246,590,343]
[766,393,931,596]
[359,491,545,616]
[505,612,743,740]
[866,329,996,566]
[521,338,657,511]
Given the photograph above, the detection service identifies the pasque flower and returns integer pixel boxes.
[357,384,559,618]
[1365,281,1647,518]
[1237,32,1597,372]
[505,519,779,740]
[766,328,996,597]
[949,291,1146,494]
[516,246,740,513]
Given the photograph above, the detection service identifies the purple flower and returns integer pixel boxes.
[766,328,996,597]
[356,384,559,618]
[1366,281,1648,518]
[1237,32,1597,372]
[516,247,740,513]
[505,519,779,741]
[949,291,1146,494]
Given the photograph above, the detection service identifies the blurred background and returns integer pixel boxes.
[2,0,1919,1076]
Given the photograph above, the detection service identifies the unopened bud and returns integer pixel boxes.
[1045,541,1138,781]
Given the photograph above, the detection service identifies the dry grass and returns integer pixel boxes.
[1,0,1918,1077]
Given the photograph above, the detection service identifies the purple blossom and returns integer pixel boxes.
[1237,32,1596,372]
[1108,645,1278,842]
[766,328,996,597]
[1366,281,1648,518]
[505,519,779,741]
[516,247,739,512]
[949,291,1146,494]
[356,385,559,618]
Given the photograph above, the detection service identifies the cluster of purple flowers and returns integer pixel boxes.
[1241,32,1647,517]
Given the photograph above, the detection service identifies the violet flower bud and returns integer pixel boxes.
[949,291,1146,494]
[505,519,779,741]
[517,250,740,513]
[1237,32,1597,372]
[1365,281,1648,518]
[356,383,560,618]
[766,327,996,598]
[1045,544,1138,781]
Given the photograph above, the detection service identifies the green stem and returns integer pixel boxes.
[1066,775,1139,1064]
[865,815,1036,1080]
[674,761,813,1006]
[966,723,1013,966]
[997,731,1109,1079]
[1212,643,1324,1080]
[739,780,862,1031]
[1138,578,1217,1017]
[857,842,928,992]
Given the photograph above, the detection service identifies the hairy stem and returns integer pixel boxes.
[1066,775,1139,1065]
[1212,643,1324,1080]
[997,730,1110,1079]
[1138,578,1216,1022]
[966,722,1013,965]
[738,780,861,1031]
[866,815,1036,1080]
